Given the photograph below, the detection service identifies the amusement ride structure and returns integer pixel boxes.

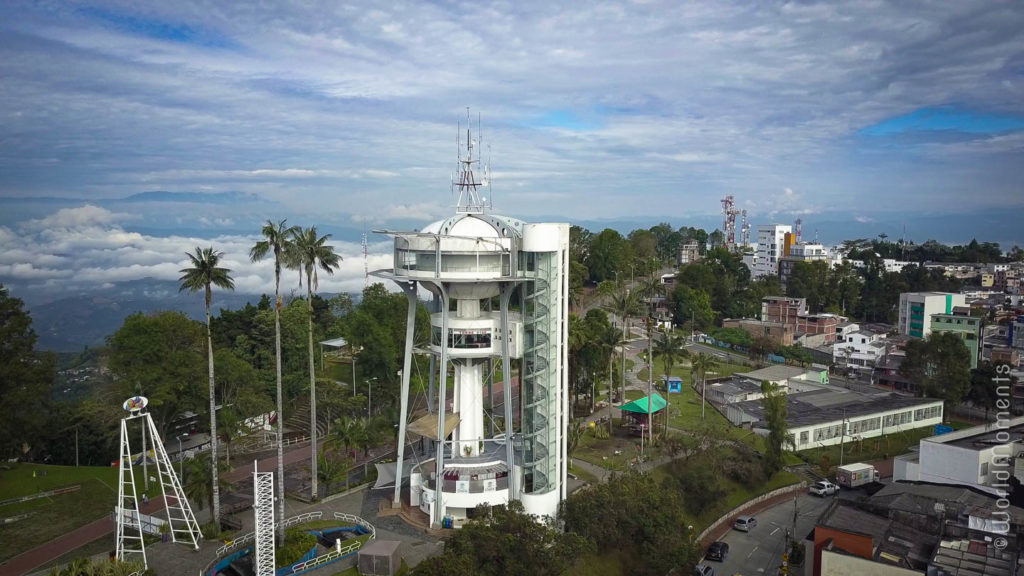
[115,395,202,568]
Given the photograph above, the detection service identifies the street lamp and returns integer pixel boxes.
[365,378,379,417]
[177,433,189,483]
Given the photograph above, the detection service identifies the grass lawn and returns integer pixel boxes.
[569,463,600,484]
[0,463,123,563]
[574,427,642,472]
[797,426,937,472]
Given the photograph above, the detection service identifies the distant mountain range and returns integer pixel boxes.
[24,279,328,352]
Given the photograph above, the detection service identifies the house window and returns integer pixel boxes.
[981,462,989,477]
[800,431,809,445]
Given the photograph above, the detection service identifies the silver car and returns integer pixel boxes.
[733,515,757,532]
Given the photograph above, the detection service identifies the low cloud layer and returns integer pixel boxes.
[0,206,391,304]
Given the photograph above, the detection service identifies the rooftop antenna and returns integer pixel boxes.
[454,107,485,214]
[795,218,803,243]
[740,209,751,246]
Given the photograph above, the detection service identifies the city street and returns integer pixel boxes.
[703,492,833,576]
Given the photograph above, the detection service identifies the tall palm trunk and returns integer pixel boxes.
[608,354,614,435]
[205,286,220,526]
[306,280,317,499]
[274,271,285,541]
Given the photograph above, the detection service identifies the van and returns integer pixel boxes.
[733,515,757,532]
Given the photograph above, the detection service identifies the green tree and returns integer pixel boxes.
[668,284,714,330]
[600,324,625,435]
[606,287,642,407]
[690,352,719,421]
[653,331,688,435]
[249,218,298,540]
[760,380,789,475]
[290,226,341,500]
[182,453,234,518]
[587,228,631,283]
[106,311,206,435]
[900,332,972,414]
[179,245,235,525]
[561,471,700,575]
[415,501,589,576]
[0,286,57,461]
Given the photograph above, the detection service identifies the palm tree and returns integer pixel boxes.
[183,454,234,514]
[290,226,341,499]
[653,331,689,436]
[179,246,234,526]
[249,218,297,540]
[600,324,625,435]
[606,288,641,409]
[690,352,719,421]
[328,416,368,459]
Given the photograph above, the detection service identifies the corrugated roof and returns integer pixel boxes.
[620,394,667,414]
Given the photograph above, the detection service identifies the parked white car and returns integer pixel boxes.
[809,480,839,496]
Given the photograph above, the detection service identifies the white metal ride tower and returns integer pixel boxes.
[116,396,202,567]
[253,462,276,576]
[374,111,570,527]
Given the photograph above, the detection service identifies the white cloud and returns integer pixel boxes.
[0,208,389,301]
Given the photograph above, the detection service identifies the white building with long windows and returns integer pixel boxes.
[375,120,569,527]
[720,382,943,452]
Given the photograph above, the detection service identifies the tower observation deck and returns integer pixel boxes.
[373,113,569,527]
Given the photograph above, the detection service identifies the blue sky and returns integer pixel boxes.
[0,1,1022,300]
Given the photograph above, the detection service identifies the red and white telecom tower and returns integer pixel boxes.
[721,195,741,249]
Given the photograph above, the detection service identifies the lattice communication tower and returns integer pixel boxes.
[721,195,741,248]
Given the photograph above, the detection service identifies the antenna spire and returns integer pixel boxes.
[453,108,487,214]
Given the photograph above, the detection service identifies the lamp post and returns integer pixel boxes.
[177,433,189,482]
[365,378,378,417]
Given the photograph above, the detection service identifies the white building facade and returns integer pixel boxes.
[897,292,967,339]
[894,418,1024,496]
[754,224,791,278]
[790,400,943,451]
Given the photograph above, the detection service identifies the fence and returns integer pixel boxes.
[695,481,808,544]
[203,510,375,576]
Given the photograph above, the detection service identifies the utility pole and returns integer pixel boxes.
[647,316,654,447]
[839,408,847,468]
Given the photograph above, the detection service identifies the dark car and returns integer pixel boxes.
[705,541,730,561]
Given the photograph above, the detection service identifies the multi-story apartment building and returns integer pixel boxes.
[930,307,982,369]
[897,292,967,339]
[1012,315,1024,352]
[777,242,827,287]
[761,296,807,325]
[796,313,841,344]
[677,241,701,266]
[753,224,791,278]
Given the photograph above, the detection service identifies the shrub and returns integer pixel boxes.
[673,466,726,515]
[276,527,317,568]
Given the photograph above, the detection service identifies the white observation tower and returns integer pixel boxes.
[374,111,569,526]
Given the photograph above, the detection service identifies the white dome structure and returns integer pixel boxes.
[373,115,569,527]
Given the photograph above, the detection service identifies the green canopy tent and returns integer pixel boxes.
[619,393,667,435]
